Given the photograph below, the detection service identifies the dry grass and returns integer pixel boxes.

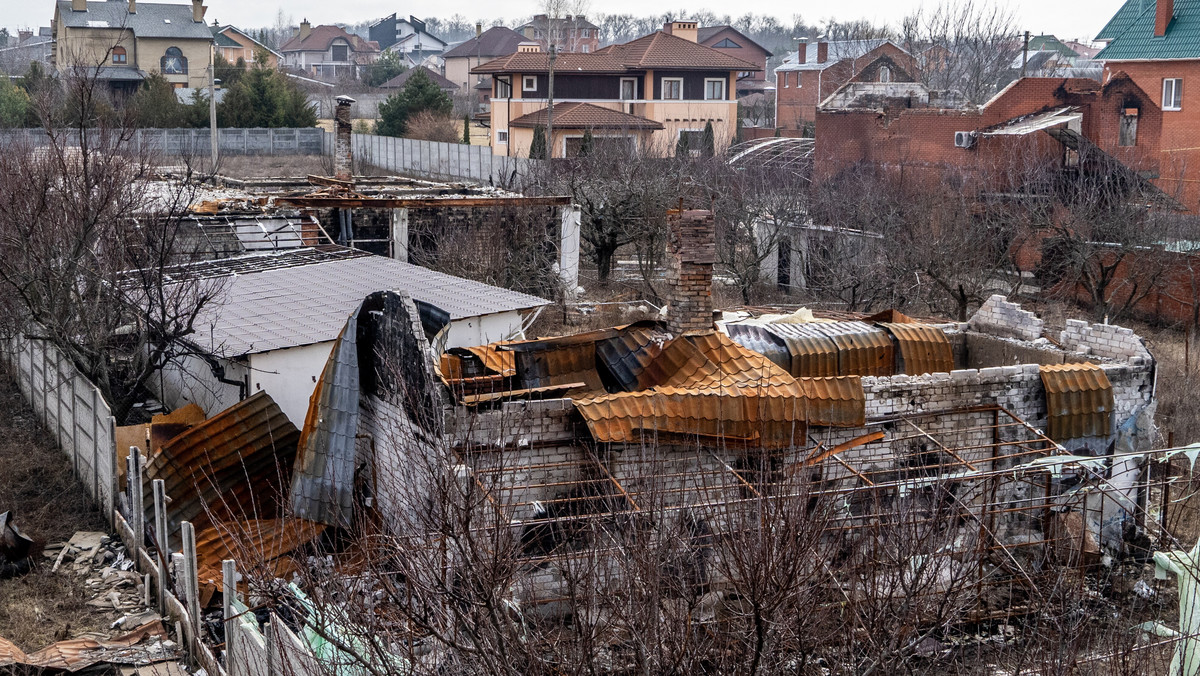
[0,367,110,650]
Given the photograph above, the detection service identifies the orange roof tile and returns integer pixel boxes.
[597,31,761,71]
[509,102,663,130]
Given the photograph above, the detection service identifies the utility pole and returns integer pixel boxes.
[546,43,556,161]
[208,62,218,169]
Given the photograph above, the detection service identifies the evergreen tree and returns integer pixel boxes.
[214,53,246,88]
[183,89,211,128]
[701,120,715,158]
[675,132,690,158]
[128,72,185,128]
[529,125,546,159]
[216,65,315,128]
[366,51,407,88]
[577,127,594,157]
[462,115,470,144]
[0,76,28,128]
[375,68,453,137]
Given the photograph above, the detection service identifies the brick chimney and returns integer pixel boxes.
[1155,0,1174,36]
[817,41,829,64]
[128,0,135,13]
[796,38,807,64]
[71,0,87,12]
[299,19,312,41]
[665,20,698,43]
[334,95,355,181]
[191,0,204,23]
[666,209,716,335]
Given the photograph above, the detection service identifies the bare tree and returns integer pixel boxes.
[0,57,223,422]
[901,0,1021,105]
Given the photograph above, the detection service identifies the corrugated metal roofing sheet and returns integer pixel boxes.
[879,323,955,375]
[291,316,361,527]
[724,324,790,372]
[194,518,326,607]
[595,323,671,391]
[755,323,840,377]
[464,343,517,376]
[1040,363,1115,441]
[797,377,866,427]
[145,391,299,541]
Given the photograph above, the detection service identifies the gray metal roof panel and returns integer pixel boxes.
[57,1,215,40]
[183,248,549,356]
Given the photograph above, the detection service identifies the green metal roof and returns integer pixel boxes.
[1096,0,1200,60]
[1028,35,1079,58]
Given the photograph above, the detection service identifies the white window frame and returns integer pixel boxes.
[878,66,891,83]
[581,44,590,53]
[522,75,538,92]
[496,130,509,144]
[677,128,704,156]
[620,77,638,100]
[661,77,684,100]
[704,78,726,101]
[1163,78,1182,111]
[779,72,788,88]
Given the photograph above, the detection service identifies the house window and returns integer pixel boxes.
[1163,78,1182,110]
[620,77,637,100]
[580,29,590,38]
[677,129,704,156]
[780,72,787,88]
[112,46,127,64]
[581,44,590,53]
[879,66,891,83]
[496,130,509,144]
[713,38,741,48]
[1119,108,1139,146]
[331,43,349,62]
[161,47,186,74]
[495,77,512,98]
[704,78,726,100]
[523,75,537,92]
[661,77,683,100]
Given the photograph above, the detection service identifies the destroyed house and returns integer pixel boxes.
[153,246,548,427]
[288,209,1158,621]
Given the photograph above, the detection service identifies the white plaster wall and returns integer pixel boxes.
[445,311,527,348]
[153,352,244,418]
[248,342,336,427]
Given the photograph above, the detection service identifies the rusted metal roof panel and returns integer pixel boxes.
[195,517,326,607]
[797,376,866,427]
[512,341,605,392]
[1040,363,1114,440]
[753,323,840,377]
[723,324,791,372]
[463,343,516,376]
[596,324,671,391]
[879,323,955,375]
[145,390,299,542]
[807,321,895,377]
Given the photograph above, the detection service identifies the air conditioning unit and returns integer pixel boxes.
[954,131,977,149]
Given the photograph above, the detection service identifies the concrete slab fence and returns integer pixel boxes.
[0,128,328,156]
[353,132,538,185]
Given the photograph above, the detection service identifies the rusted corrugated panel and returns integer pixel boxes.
[596,325,671,392]
[16,621,169,671]
[756,324,840,377]
[463,343,516,376]
[573,387,806,448]
[1040,363,1114,440]
[724,324,791,372]
[639,335,718,389]
[879,323,955,375]
[687,331,801,388]
[194,518,326,607]
[864,308,914,323]
[807,321,895,376]
[145,390,299,542]
[513,341,605,392]
[797,376,865,427]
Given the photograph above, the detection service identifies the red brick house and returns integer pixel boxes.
[1095,0,1200,211]
[690,25,772,96]
[814,65,1164,195]
[775,40,915,132]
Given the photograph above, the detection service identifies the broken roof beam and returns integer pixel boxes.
[276,195,573,209]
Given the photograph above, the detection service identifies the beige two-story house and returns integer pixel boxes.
[474,21,760,158]
[53,0,214,95]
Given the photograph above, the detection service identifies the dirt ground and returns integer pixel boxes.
[212,154,329,179]
[0,367,111,650]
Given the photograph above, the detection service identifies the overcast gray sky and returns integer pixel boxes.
[8,0,1125,44]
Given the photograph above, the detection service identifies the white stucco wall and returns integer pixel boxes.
[154,352,245,419]
[445,310,528,348]
[248,342,336,427]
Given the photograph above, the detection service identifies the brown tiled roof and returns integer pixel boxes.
[280,25,380,54]
[443,26,527,59]
[508,102,663,130]
[597,31,760,71]
[380,66,459,90]
[472,51,626,74]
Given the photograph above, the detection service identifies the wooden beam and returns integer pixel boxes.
[786,431,886,475]
[276,195,573,209]
[306,174,355,189]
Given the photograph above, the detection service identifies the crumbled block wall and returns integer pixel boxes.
[967,295,1045,342]
[1059,319,1152,363]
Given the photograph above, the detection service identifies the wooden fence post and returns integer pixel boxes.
[152,478,168,611]
[181,521,201,638]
